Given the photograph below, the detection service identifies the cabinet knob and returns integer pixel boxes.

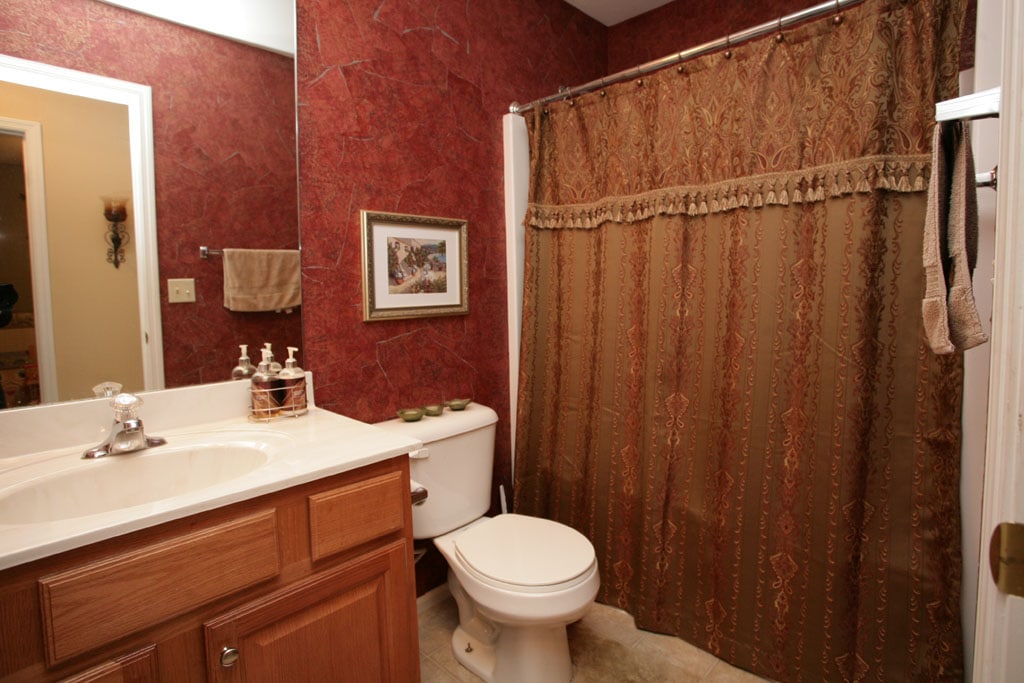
[220,646,241,668]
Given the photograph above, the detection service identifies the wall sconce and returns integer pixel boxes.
[102,196,129,269]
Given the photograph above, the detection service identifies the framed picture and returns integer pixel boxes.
[360,210,469,321]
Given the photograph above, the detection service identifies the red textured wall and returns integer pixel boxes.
[3,0,300,387]
[296,0,606,505]
[608,0,974,73]
[608,0,822,73]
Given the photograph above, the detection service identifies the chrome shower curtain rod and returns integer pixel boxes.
[509,0,866,114]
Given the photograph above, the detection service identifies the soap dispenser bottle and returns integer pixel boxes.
[231,344,256,380]
[263,342,282,374]
[250,349,278,419]
[278,346,307,415]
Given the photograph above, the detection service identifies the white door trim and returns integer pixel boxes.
[972,0,1024,678]
[0,118,57,403]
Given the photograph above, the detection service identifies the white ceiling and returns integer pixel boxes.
[563,0,676,26]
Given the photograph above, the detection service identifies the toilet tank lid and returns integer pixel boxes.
[373,402,497,443]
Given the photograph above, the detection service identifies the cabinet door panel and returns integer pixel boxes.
[204,540,416,683]
[243,583,384,681]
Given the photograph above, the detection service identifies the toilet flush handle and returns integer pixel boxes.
[408,446,430,459]
[410,478,428,505]
[411,485,428,506]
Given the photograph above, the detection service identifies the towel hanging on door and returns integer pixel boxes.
[921,120,987,353]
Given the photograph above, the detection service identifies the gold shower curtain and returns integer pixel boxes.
[513,0,967,680]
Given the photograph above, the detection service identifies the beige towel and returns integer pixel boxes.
[222,248,301,312]
[922,121,987,354]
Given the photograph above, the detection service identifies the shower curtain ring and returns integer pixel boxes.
[724,34,733,59]
[833,0,843,25]
[776,17,785,42]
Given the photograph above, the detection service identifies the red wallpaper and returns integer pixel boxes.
[608,0,823,73]
[296,0,607,502]
[2,0,300,387]
[608,0,974,74]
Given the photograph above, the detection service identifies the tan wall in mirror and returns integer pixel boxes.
[0,156,34,384]
[0,160,31,313]
[0,81,143,400]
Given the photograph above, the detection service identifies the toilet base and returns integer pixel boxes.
[450,625,495,681]
[448,573,574,683]
[450,623,572,683]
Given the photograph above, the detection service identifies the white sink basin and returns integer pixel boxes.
[0,436,283,525]
[0,378,423,571]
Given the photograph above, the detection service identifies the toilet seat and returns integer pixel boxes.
[453,514,596,594]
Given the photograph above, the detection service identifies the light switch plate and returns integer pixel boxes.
[168,278,196,303]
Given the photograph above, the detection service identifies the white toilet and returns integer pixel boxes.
[376,403,599,683]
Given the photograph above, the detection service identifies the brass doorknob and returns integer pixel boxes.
[990,522,1024,597]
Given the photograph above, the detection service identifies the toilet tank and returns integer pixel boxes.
[374,403,498,539]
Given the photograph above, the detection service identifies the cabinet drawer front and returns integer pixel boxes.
[59,644,157,682]
[309,471,405,561]
[40,510,280,664]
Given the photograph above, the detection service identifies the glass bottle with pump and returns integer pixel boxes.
[278,346,307,415]
[231,344,256,379]
[263,342,282,374]
[250,349,278,419]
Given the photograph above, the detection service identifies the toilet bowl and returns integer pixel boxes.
[435,514,600,682]
[373,404,600,683]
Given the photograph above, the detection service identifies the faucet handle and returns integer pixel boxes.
[92,381,123,398]
[111,393,143,422]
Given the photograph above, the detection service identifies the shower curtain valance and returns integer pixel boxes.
[526,154,930,229]
[525,0,961,229]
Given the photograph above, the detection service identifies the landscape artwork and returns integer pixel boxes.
[360,211,468,321]
[386,237,448,295]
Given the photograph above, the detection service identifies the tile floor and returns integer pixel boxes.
[417,587,771,683]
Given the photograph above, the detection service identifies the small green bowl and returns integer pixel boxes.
[397,407,425,422]
[445,398,472,411]
[423,404,444,417]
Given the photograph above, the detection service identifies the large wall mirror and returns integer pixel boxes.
[0,0,300,409]
[0,58,160,406]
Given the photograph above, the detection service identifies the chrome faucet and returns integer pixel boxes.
[82,393,166,459]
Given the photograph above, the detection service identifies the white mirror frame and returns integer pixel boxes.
[0,54,164,398]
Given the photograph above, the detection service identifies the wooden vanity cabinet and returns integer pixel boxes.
[0,456,420,682]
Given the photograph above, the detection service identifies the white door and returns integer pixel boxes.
[971,0,1024,679]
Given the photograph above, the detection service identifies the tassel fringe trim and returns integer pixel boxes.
[526,155,930,229]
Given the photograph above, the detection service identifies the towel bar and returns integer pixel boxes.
[976,167,997,190]
[199,246,223,259]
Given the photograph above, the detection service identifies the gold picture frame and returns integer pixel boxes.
[360,210,469,321]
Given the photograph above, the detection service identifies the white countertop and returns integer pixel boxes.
[0,377,421,570]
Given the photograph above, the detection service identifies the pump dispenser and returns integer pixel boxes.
[250,348,278,419]
[231,344,256,379]
[263,342,282,374]
[278,346,307,414]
